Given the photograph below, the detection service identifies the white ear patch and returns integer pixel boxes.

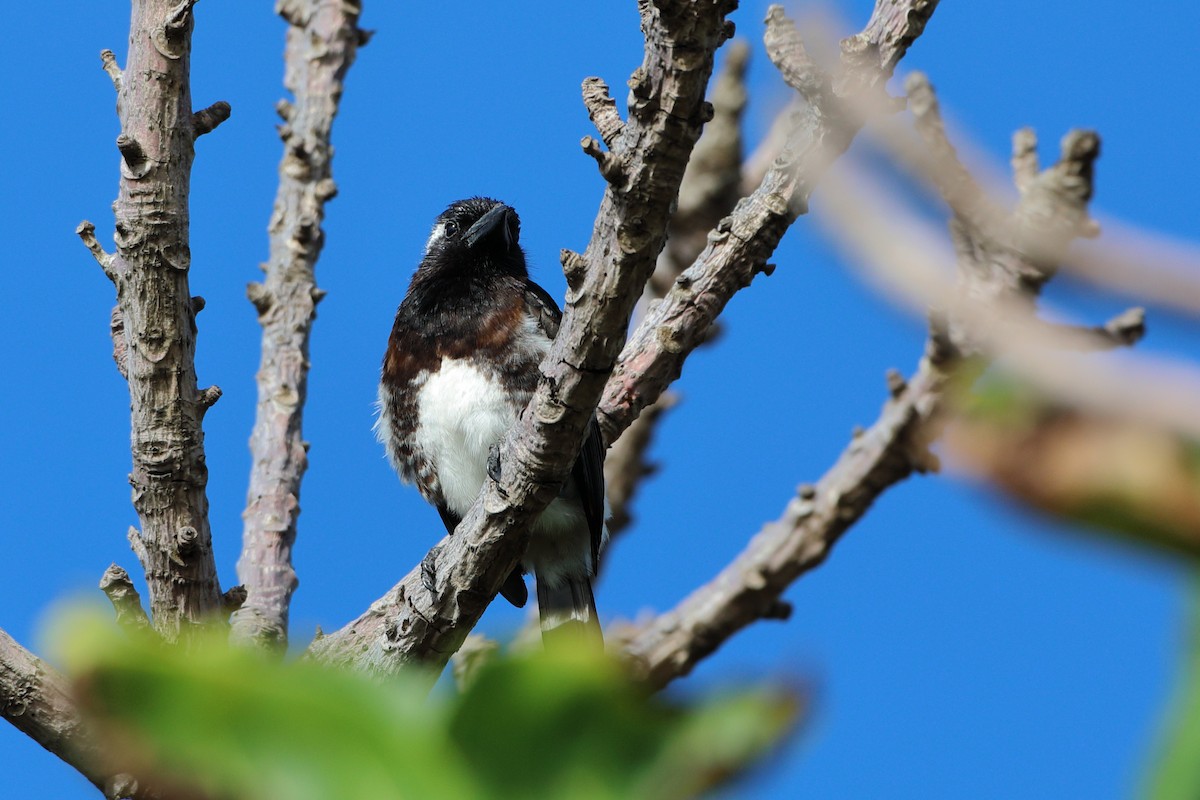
[424,222,445,255]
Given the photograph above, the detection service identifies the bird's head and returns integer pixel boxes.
[416,197,527,284]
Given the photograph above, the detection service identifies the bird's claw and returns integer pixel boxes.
[487,444,502,483]
[420,548,439,595]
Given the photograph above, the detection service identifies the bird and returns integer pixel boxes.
[375,197,605,644]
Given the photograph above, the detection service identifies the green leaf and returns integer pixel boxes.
[54,610,477,800]
[1147,576,1200,800]
[449,648,799,800]
[52,611,798,800]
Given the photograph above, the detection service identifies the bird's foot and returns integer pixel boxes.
[487,444,502,483]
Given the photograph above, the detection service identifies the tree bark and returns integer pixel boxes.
[232,0,365,649]
[78,0,228,641]
[307,0,739,675]
[0,629,110,796]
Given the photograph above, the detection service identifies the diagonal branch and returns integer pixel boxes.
[606,39,749,538]
[0,628,140,798]
[626,66,1115,689]
[623,350,948,688]
[307,0,738,674]
[623,6,1119,690]
[231,0,365,649]
[79,0,224,641]
[598,0,939,451]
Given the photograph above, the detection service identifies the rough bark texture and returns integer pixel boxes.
[597,0,939,451]
[307,0,738,674]
[78,0,225,641]
[605,40,748,538]
[0,630,108,795]
[619,49,1113,690]
[99,565,152,635]
[622,351,946,688]
[232,0,364,649]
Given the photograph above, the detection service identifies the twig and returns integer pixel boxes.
[191,100,231,139]
[99,564,152,634]
[232,0,363,649]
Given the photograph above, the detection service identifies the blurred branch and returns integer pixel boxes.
[597,0,939,452]
[947,401,1200,557]
[232,0,365,650]
[623,34,1142,689]
[308,0,738,675]
[78,0,224,641]
[873,79,1200,319]
[822,75,1200,443]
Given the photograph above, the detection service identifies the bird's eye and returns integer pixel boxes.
[443,220,459,238]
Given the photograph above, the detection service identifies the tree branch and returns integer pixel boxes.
[622,350,948,688]
[606,39,749,538]
[0,629,115,796]
[231,0,364,649]
[597,0,939,451]
[623,11,1117,690]
[82,0,224,641]
[307,0,738,674]
[99,565,152,635]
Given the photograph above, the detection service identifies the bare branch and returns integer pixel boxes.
[763,6,831,103]
[622,8,1134,688]
[232,0,363,648]
[93,0,224,640]
[191,100,231,139]
[581,77,624,148]
[1011,127,1040,192]
[1034,307,1146,351]
[581,135,627,187]
[75,220,116,281]
[0,629,113,795]
[308,0,739,674]
[623,351,948,688]
[99,564,152,634]
[99,49,123,92]
[606,41,748,537]
[598,0,939,451]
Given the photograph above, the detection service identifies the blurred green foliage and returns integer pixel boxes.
[1148,577,1200,800]
[51,611,798,800]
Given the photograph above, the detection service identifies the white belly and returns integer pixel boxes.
[415,358,515,515]
[412,357,597,584]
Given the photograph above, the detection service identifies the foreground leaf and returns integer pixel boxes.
[53,612,798,799]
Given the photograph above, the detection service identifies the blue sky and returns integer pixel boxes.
[3,1,1197,797]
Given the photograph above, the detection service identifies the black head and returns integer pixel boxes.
[416,197,527,285]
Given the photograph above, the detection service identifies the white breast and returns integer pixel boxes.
[414,358,516,516]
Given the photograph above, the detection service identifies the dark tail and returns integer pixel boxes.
[536,574,603,648]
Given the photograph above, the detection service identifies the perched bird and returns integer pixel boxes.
[376,197,605,643]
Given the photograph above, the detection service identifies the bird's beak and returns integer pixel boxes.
[463,204,515,251]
